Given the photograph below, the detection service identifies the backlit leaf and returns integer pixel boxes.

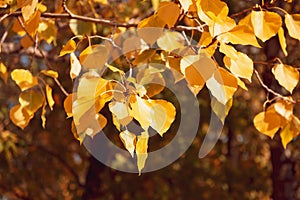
[219,43,253,81]
[9,104,33,129]
[69,19,93,35]
[60,39,77,56]
[70,52,81,80]
[278,27,287,56]
[149,99,176,136]
[45,84,55,110]
[251,10,282,42]
[119,130,136,157]
[41,102,47,128]
[269,99,293,121]
[137,16,165,45]
[179,0,193,12]
[40,70,58,79]
[64,93,73,118]
[272,64,299,93]
[79,45,109,70]
[157,31,185,52]
[11,69,38,91]
[109,101,132,126]
[280,115,300,148]
[0,62,8,83]
[211,97,232,124]
[38,19,57,44]
[21,0,38,22]
[156,2,180,28]
[285,14,300,41]
[129,95,153,129]
[253,110,282,138]
[206,67,238,104]
[136,131,149,175]
[19,89,44,115]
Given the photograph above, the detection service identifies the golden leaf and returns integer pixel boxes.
[278,27,287,56]
[79,45,109,70]
[271,64,299,93]
[60,39,77,56]
[24,10,41,37]
[9,104,33,129]
[179,0,193,12]
[70,52,81,80]
[206,67,238,104]
[40,70,58,79]
[69,19,94,35]
[280,115,300,148]
[38,19,57,44]
[269,99,293,121]
[21,0,38,22]
[157,31,185,52]
[149,99,176,136]
[45,84,55,110]
[41,102,47,128]
[219,43,253,81]
[156,2,180,28]
[285,14,300,41]
[0,62,8,84]
[129,95,153,129]
[211,97,233,124]
[136,131,149,175]
[109,101,132,126]
[119,130,136,157]
[217,25,261,48]
[64,93,73,118]
[18,89,44,115]
[137,16,165,45]
[11,69,38,91]
[251,10,282,42]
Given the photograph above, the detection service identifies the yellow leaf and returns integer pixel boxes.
[132,49,156,65]
[24,10,41,37]
[130,95,153,129]
[40,70,58,78]
[278,27,287,56]
[64,93,73,118]
[109,101,132,126]
[217,25,261,48]
[156,2,180,28]
[69,19,94,35]
[237,77,248,91]
[21,0,38,22]
[0,62,8,83]
[157,31,185,52]
[219,43,253,81]
[206,67,238,104]
[9,104,33,129]
[136,131,149,175]
[60,39,76,56]
[94,0,107,4]
[38,19,57,44]
[12,19,26,36]
[280,115,300,148]
[251,10,282,42]
[137,16,165,45]
[45,84,55,110]
[211,97,232,124]
[180,53,217,95]
[149,99,176,136]
[271,64,299,93]
[70,52,81,80]
[41,102,46,128]
[11,69,38,91]
[20,35,34,48]
[119,130,136,157]
[19,89,44,115]
[79,45,109,70]
[179,0,193,12]
[253,110,282,138]
[269,99,293,121]
[285,14,300,41]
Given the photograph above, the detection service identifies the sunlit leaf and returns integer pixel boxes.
[219,43,253,81]
[41,102,47,128]
[119,130,136,157]
[278,27,287,56]
[157,31,185,52]
[271,64,299,93]
[38,19,57,44]
[130,95,153,129]
[11,69,38,91]
[79,45,109,70]
[0,62,8,83]
[40,70,58,79]
[269,99,293,121]
[70,52,81,80]
[109,101,132,126]
[24,10,41,37]
[21,0,38,22]
[206,67,238,104]
[45,84,55,110]
[132,49,156,65]
[9,104,33,129]
[64,93,73,118]
[60,39,77,56]
[156,2,180,28]
[137,16,165,45]
[180,53,217,95]
[136,131,149,175]
[218,25,261,47]
[285,14,300,41]
[280,115,300,148]
[211,97,232,124]
[69,19,94,35]
[19,89,44,115]
[149,99,176,136]
[251,10,282,42]
[179,0,193,12]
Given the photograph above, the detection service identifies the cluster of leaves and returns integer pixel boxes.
[1,0,300,174]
